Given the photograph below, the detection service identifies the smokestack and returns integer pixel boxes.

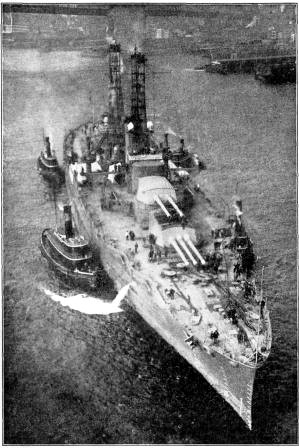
[233,195,243,212]
[235,199,242,211]
[179,138,185,153]
[45,137,51,158]
[163,133,169,150]
[64,205,74,239]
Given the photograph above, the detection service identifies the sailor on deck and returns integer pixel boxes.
[91,154,102,173]
[77,166,87,186]
[234,262,242,280]
[210,328,219,343]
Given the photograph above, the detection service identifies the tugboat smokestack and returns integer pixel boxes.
[64,205,74,239]
[45,136,51,158]
[233,195,243,212]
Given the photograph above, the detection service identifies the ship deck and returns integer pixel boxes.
[72,172,268,367]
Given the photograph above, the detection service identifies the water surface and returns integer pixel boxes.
[3,48,296,444]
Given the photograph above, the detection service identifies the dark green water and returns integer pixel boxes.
[3,49,297,443]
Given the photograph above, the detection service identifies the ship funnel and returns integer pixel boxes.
[45,136,51,158]
[232,195,243,213]
[163,133,169,149]
[155,196,171,218]
[170,238,189,266]
[176,236,197,266]
[179,138,185,153]
[167,196,184,218]
[183,234,206,265]
[63,205,74,239]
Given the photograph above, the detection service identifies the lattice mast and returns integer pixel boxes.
[107,43,125,150]
[128,47,150,154]
[108,43,124,125]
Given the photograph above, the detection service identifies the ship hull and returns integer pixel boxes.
[39,235,97,291]
[65,169,257,429]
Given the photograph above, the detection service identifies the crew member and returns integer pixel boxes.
[77,166,87,186]
[91,154,102,173]
[149,233,156,245]
[169,288,175,299]
[234,262,242,280]
[210,328,219,343]
[148,248,154,262]
[212,252,222,274]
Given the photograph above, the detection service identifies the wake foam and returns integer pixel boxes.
[42,283,132,315]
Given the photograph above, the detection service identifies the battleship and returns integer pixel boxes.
[62,43,271,429]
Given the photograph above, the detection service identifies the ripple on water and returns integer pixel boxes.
[3,49,297,444]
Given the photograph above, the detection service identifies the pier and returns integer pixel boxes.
[201,44,296,78]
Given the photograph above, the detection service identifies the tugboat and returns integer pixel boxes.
[62,43,271,429]
[40,205,102,291]
[37,136,64,183]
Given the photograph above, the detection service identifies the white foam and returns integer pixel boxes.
[42,283,132,315]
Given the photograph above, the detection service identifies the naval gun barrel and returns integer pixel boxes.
[154,195,171,218]
[176,236,197,266]
[167,196,184,218]
[170,238,189,266]
[183,234,206,265]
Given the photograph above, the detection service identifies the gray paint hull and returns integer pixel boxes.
[66,172,256,429]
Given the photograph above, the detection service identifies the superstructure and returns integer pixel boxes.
[63,43,271,429]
